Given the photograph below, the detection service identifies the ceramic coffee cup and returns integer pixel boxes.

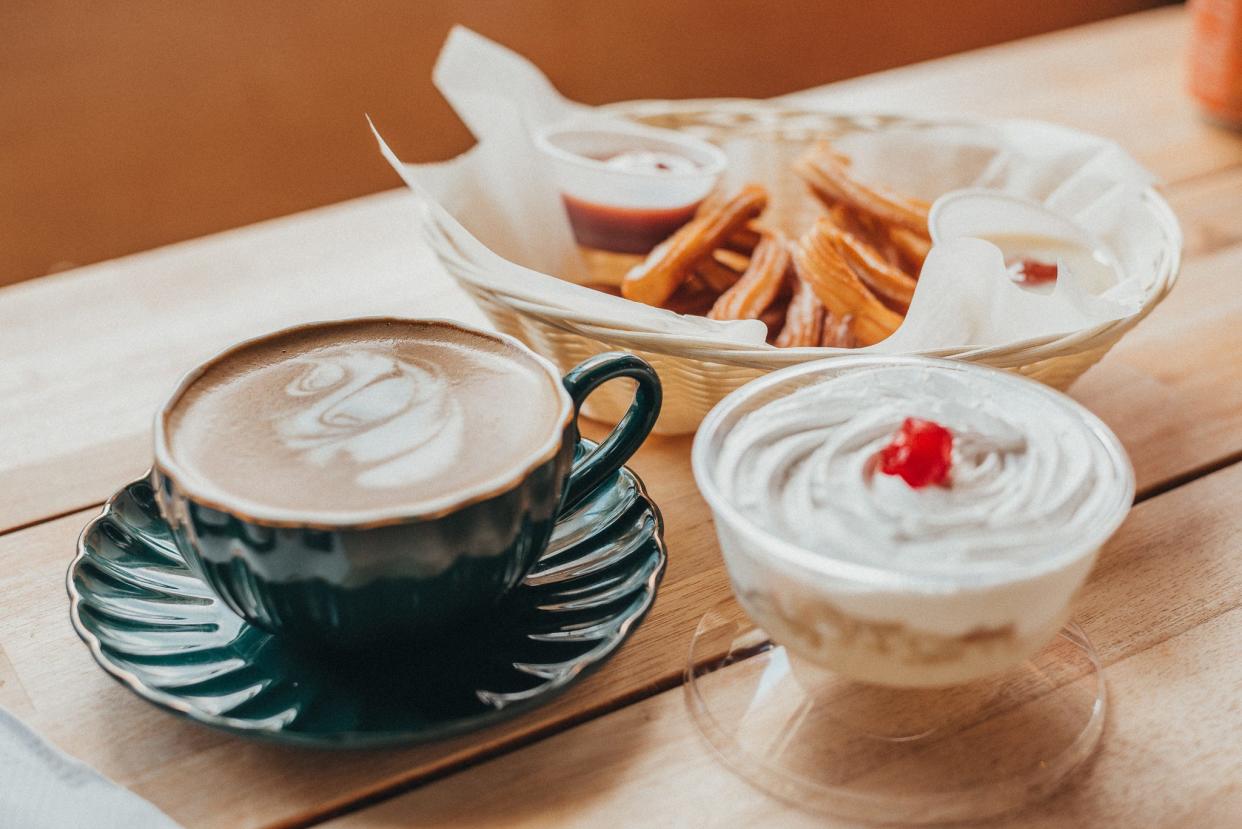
[150,318,662,647]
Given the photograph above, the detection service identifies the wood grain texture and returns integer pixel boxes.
[0,192,485,534]
[323,460,1242,828]
[0,437,733,829]
[2,225,1241,826]
[0,8,1238,829]
[788,6,1241,185]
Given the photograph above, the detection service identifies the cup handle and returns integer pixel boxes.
[561,352,662,510]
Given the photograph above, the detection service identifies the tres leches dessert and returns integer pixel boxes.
[693,356,1134,688]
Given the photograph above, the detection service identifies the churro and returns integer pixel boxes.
[724,224,762,254]
[830,226,917,312]
[708,231,791,321]
[796,219,904,346]
[889,226,932,273]
[693,252,743,293]
[774,272,826,347]
[759,298,791,343]
[795,144,930,234]
[590,143,932,349]
[621,185,767,306]
[664,280,720,316]
[822,310,856,348]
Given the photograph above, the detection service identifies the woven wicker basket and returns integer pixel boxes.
[432,100,1183,434]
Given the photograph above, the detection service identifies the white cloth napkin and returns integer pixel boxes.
[0,706,181,829]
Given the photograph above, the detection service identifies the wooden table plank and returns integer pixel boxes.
[1167,165,1242,258]
[322,459,1242,828]
[787,7,1242,184]
[3,225,1242,828]
[0,192,486,533]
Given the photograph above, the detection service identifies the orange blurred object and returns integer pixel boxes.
[1189,0,1242,127]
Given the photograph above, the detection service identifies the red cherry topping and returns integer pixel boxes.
[1006,257,1058,285]
[878,418,954,489]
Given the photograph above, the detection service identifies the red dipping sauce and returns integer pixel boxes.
[562,195,701,254]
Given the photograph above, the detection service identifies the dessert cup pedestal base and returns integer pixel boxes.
[683,603,1106,824]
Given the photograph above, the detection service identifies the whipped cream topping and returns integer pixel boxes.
[713,365,1127,578]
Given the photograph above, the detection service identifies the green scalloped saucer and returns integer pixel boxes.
[67,442,665,747]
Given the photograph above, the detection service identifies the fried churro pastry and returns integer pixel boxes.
[582,142,936,351]
[796,220,904,346]
[584,281,621,297]
[889,226,932,273]
[822,311,857,348]
[856,211,909,269]
[664,281,720,316]
[724,224,762,254]
[693,253,743,293]
[622,185,767,306]
[825,203,904,272]
[827,203,871,239]
[708,231,791,321]
[774,272,825,347]
[795,145,929,234]
[759,298,790,343]
[830,226,917,313]
[714,248,750,272]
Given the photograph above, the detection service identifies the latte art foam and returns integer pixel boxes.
[163,320,569,519]
[275,348,464,490]
[714,366,1125,576]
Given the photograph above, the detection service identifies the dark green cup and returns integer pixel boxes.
[150,319,661,648]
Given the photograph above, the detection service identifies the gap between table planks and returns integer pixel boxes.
[0,4,1237,538]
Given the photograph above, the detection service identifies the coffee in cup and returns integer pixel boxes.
[152,317,662,646]
[164,318,568,520]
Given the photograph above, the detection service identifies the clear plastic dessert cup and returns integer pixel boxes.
[691,355,1134,690]
[929,188,1121,294]
[534,119,726,215]
[535,119,726,281]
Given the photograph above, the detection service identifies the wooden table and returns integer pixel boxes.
[2,6,1240,826]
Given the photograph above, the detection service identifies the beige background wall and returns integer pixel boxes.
[0,0,1168,286]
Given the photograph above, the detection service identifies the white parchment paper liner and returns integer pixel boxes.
[372,27,1165,354]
